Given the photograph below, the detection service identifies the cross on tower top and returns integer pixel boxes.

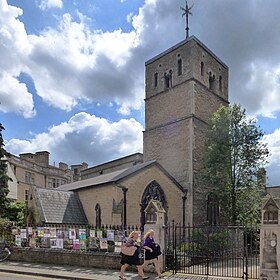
[181,1,193,38]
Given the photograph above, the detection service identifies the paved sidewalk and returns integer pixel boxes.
[0,261,239,280]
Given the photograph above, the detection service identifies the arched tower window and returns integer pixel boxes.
[95,203,101,228]
[200,62,204,76]
[209,72,215,90]
[154,72,158,87]
[178,59,182,76]
[219,75,222,91]
[164,70,172,89]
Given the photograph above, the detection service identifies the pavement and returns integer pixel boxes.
[0,261,240,280]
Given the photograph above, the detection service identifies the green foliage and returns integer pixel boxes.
[203,104,269,225]
[0,123,11,217]
[179,229,231,257]
[3,202,26,226]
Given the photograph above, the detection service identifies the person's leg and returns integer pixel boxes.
[142,260,148,271]
[120,264,128,279]
[136,265,149,279]
[153,258,162,277]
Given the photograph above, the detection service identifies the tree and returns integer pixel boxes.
[0,123,11,217]
[203,104,269,226]
[3,201,26,226]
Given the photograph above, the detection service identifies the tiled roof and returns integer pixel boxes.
[36,188,88,224]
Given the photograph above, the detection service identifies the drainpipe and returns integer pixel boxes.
[182,189,188,240]
[122,187,128,236]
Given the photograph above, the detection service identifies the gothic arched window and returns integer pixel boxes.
[206,193,219,225]
[140,180,167,229]
[95,203,101,228]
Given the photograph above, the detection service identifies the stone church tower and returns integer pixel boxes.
[143,36,229,226]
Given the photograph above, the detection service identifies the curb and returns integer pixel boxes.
[0,267,98,280]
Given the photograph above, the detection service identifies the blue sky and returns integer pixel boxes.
[1,0,280,186]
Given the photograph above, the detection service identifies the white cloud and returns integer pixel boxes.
[38,0,63,11]
[263,129,280,186]
[0,73,35,118]
[0,0,34,118]
[5,112,143,166]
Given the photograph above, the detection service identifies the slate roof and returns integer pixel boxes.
[57,160,184,192]
[35,187,88,224]
[57,160,156,191]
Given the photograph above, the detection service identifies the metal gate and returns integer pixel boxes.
[164,222,259,279]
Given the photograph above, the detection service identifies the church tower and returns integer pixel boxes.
[143,35,229,226]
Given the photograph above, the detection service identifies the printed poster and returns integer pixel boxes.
[117,230,126,242]
[27,227,33,236]
[69,228,76,240]
[100,238,108,250]
[56,229,63,239]
[73,239,80,250]
[37,227,44,237]
[96,230,103,238]
[89,229,95,238]
[114,241,122,253]
[106,230,114,241]
[12,228,19,235]
[79,229,86,240]
[56,239,63,249]
[50,238,57,248]
[88,237,98,250]
[80,239,87,250]
[44,227,50,238]
[20,228,27,239]
[15,235,21,247]
[50,228,57,238]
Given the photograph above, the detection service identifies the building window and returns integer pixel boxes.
[219,75,222,91]
[48,178,60,188]
[164,70,172,89]
[209,72,215,90]
[178,59,182,76]
[206,194,219,225]
[25,171,35,185]
[264,210,278,224]
[146,206,157,223]
[154,72,158,87]
[25,189,29,201]
[95,204,101,228]
[201,62,204,76]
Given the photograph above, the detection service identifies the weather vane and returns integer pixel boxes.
[181,1,193,39]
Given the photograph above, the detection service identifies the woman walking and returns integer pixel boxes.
[119,231,149,280]
[142,229,163,278]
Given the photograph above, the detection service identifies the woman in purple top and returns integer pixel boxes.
[143,229,162,278]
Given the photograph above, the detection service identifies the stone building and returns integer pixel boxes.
[143,36,228,225]
[27,34,229,227]
[7,151,88,201]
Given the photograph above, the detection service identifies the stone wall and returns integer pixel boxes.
[9,248,122,269]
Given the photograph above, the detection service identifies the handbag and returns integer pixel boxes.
[121,244,137,256]
[153,243,161,256]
